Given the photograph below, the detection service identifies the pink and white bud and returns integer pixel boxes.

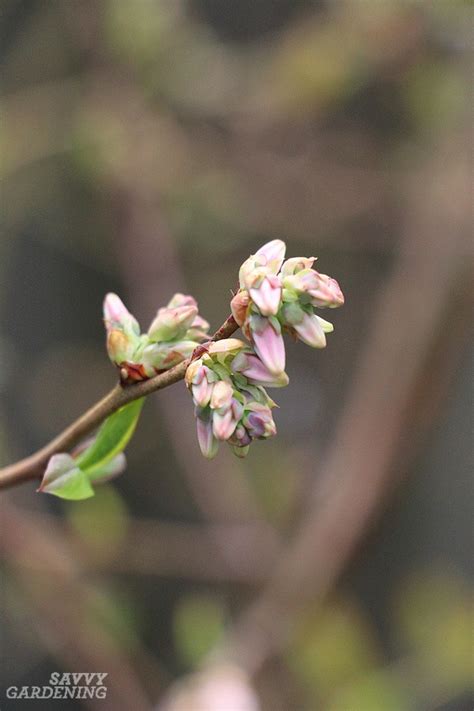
[280,256,316,276]
[243,403,276,439]
[185,359,203,388]
[232,351,289,388]
[212,408,238,440]
[192,375,215,408]
[196,416,219,459]
[210,380,233,410]
[249,275,282,316]
[106,329,136,365]
[284,270,344,308]
[103,293,140,335]
[148,302,198,342]
[310,272,345,308]
[292,312,332,348]
[167,293,198,309]
[239,240,286,289]
[188,364,218,407]
[249,317,286,375]
[230,290,250,327]
[254,239,286,274]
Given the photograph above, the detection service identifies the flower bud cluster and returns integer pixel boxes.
[231,240,344,376]
[185,339,284,459]
[103,292,210,382]
[185,240,344,459]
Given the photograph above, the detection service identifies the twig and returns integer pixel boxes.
[0,315,238,490]
[9,510,280,584]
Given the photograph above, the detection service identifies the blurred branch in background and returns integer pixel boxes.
[224,132,471,669]
[0,498,155,711]
[162,126,472,706]
[5,506,280,585]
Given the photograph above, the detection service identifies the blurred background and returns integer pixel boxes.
[0,1,472,709]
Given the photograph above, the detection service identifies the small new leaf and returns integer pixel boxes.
[75,399,144,475]
[39,454,94,500]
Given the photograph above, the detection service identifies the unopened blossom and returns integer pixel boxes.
[186,339,279,459]
[232,350,289,387]
[195,410,219,459]
[245,313,286,375]
[242,402,276,439]
[103,293,142,367]
[239,239,286,290]
[248,273,282,316]
[103,292,210,382]
[232,240,344,377]
[186,363,217,407]
[282,269,344,309]
[148,293,198,342]
[280,302,333,348]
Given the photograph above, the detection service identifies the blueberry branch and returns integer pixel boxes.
[0,315,238,490]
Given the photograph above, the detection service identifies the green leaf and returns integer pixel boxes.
[39,454,94,500]
[76,399,144,475]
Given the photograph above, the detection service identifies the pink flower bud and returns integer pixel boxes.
[106,329,136,365]
[284,270,344,308]
[243,403,276,439]
[311,272,345,308]
[249,275,282,316]
[185,359,202,387]
[196,416,219,459]
[232,351,289,387]
[212,408,238,440]
[249,317,286,375]
[239,240,286,289]
[210,380,233,410]
[148,302,198,342]
[190,366,215,407]
[292,312,332,348]
[254,239,286,274]
[167,293,198,309]
[103,293,140,335]
[193,379,214,408]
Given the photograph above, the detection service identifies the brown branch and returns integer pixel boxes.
[0,315,238,490]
